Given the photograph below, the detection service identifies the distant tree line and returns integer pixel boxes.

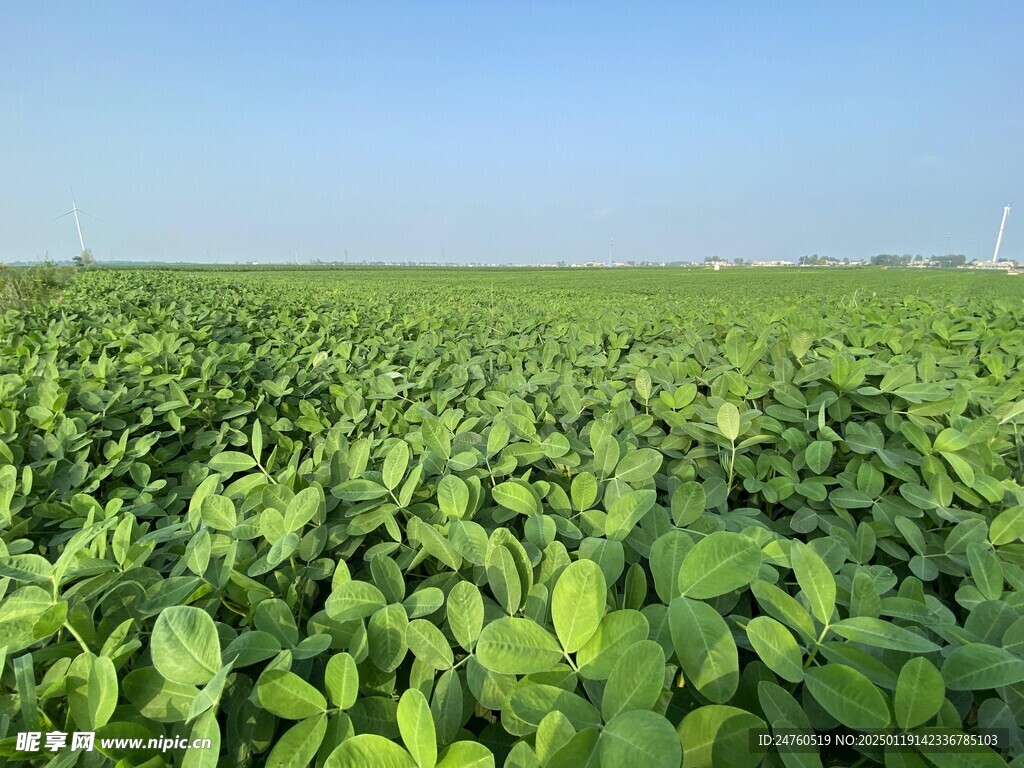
[870,253,966,268]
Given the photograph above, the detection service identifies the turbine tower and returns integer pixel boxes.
[993,204,1011,264]
[56,188,100,257]
[58,188,86,252]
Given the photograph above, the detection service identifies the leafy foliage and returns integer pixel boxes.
[0,262,72,308]
[1,267,1023,766]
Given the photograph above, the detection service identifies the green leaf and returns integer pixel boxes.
[447,580,484,651]
[614,448,663,484]
[789,541,835,625]
[0,586,58,654]
[551,559,607,653]
[368,604,409,673]
[880,363,916,392]
[326,580,387,622]
[933,428,969,453]
[188,661,233,720]
[678,531,761,599]
[758,680,814,731]
[67,652,118,730]
[895,381,951,401]
[576,609,650,680]
[122,667,198,723]
[830,617,940,653]
[894,657,944,729]
[745,616,804,683]
[599,710,681,768]
[436,742,495,768]
[623,562,648,610]
[398,688,437,768]
[942,643,1024,690]
[635,369,653,401]
[333,479,390,501]
[430,668,464,743]
[251,419,264,462]
[669,596,738,703]
[486,543,523,615]
[849,571,881,618]
[449,521,488,565]
[407,619,454,670]
[151,606,222,685]
[803,665,890,729]
[437,474,470,519]
[325,653,359,710]
[200,494,236,531]
[594,434,621,478]
[257,669,328,719]
[182,708,220,768]
[504,412,537,441]
[536,712,576,765]
[571,472,598,511]
[404,587,445,618]
[717,402,740,441]
[601,640,665,719]
[804,441,834,474]
[266,715,327,768]
[580,537,624,586]
[409,518,463,570]
[900,482,939,510]
[605,489,657,541]
[0,464,16,524]
[476,617,563,675]
[423,419,453,460]
[384,440,411,490]
[791,329,815,358]
[918,742,1008,768]
[208,451,258,474]
[371,554,407,604]
[990,506,1024,545]
[944,451,976,484]
[492,481,541,516]
[967,542,1004,600]
[223,630,281,667]
[500,744,542,768]
[547,728,600,768]
[671,481,706,526]
[677,705,768,768]
[507,682,601,732]
[284,486,321,531]
[650,530,695,603]
[325,734,417,768]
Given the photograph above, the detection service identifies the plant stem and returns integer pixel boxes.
[63,621,91,654]
[803,623,831,669]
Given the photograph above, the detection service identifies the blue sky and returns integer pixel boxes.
[2,1,1021,263]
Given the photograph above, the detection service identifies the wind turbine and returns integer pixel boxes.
[55,188,100,257]
[992,205,1011,264]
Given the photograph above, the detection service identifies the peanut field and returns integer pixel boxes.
[1,266,1023,768]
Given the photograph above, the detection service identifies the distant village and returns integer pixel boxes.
[562,254,1019,272]
[9,253,1019,273]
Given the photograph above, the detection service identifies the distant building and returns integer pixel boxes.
[964,260,1016,271]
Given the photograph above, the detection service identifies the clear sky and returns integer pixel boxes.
[2,1,1022,264]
